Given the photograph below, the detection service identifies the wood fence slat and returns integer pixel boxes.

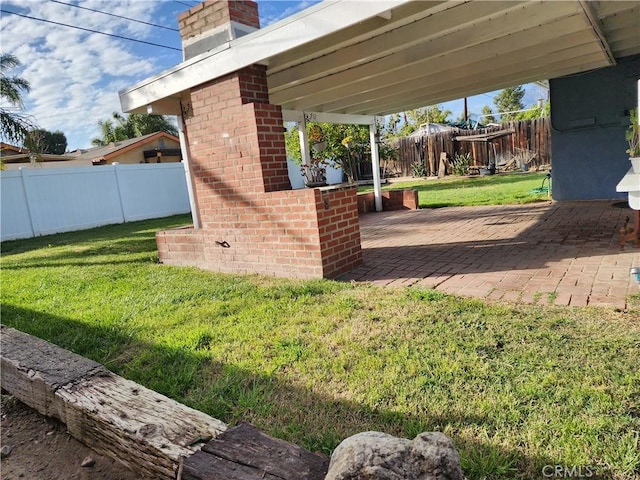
[393,117,551,175]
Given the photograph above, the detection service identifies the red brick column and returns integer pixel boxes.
[184,66,290,229]
[157,1,362,279]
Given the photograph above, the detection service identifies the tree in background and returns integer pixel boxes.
[285,121,397,182]
[382,113,404,141]
[91,112,178,146]
[406,105,451,126]
[405,105,451,133]
[284,124,302,162]
[24,129,67,154]
[493,85,525,121]
[480,105,496,124]
[381,105,451,139]
[0,53,35,145]
[515,100,550,120]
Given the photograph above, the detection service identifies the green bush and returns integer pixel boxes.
[411,161,428,177]
[452,152,472,176]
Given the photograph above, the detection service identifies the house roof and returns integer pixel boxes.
[1,143,28,156]
[119,0,640,118]
[0,153,78,164]
[71,132,180,162]
[1,142,78,163]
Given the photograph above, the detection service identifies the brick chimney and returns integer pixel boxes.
[156,1,363,280]
[178,1,260,60]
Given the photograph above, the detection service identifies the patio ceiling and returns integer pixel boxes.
[120,0,640,117]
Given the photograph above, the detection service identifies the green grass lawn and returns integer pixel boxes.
[2,216,639,480]
[360,172,552,208]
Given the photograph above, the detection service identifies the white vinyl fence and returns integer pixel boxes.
[1,163,191,241]
[287,159,344,189]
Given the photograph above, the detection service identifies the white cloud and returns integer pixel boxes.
[1,0,182,149]
[0,0,325,149]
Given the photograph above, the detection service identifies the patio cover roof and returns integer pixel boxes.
[119,0,640,117]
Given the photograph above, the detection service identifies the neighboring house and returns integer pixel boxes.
[1,142,91,170]
[0,143,27,157]
[71,132,181,165]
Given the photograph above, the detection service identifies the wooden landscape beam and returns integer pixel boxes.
[0,325,227,478]
[183,423,328,480]
[0,325,329,479]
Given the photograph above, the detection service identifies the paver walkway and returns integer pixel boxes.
[339,201,640,309]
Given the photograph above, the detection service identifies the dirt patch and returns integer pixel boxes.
[1,394,138,480]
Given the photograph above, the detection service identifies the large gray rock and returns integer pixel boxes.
[325,431,464,480]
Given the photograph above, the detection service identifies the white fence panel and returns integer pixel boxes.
[21,166,124,237]
[1,164,191,242]
[116,163,191,222]
[0,170,34,241]
[287,159,344,189]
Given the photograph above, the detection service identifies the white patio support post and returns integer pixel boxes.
[177,115,200,229]
[298,113,311,179]
[369,120,383,212]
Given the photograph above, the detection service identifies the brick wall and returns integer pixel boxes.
[178,0,259,41]
[317,187,362,276]
[157,186,362,278]
[184,69,291,228]
[160,0,362,279]
[357,189,419,214]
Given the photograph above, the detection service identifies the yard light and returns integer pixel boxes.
[631,267,640,287]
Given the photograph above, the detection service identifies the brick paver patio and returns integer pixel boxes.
[339,201,640,309]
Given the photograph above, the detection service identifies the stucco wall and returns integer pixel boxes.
[110,137,181,164]
[550,54,639,201]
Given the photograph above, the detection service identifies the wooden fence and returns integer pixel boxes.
[390,117,551,177]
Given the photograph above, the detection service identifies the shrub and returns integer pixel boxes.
[452,152,472,176]
[411,161,428,177]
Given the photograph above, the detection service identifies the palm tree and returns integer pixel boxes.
[91,119,118,146]
[0,53,34,144]
[91,112,178,146]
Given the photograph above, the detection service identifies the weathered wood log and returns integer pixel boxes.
[1,326,330,480]
[183,450,284,480]
[1,325,227,479]
[183,423,329,480]
[57,371,228,478]
[0,324,104,420]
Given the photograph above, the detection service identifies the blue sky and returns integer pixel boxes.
[1,0,548,150]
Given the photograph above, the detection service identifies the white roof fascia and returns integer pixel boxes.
[577,0,616,66]
[119,0,411,114]
[282,110,376,126]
